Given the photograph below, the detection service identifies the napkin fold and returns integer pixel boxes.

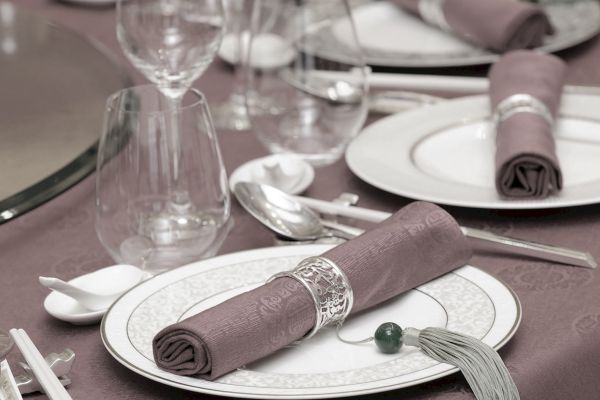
[490,50,566,199]
[393,0,553,52]
[153,201,472,379]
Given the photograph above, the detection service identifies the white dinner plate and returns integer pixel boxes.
[327,0,600,67]
[102,244,520,399]
[346,93,600,209]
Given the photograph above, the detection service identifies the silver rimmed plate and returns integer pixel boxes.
[346,93,600,209]
[327,0,600,67]
[102,244,520,399]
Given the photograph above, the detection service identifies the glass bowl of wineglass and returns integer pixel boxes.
[117,0,224,99]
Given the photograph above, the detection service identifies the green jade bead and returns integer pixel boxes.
[374,322,403,354]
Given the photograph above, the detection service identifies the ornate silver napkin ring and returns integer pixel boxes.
[419,0,451,32]
[493,93,554,127]
[267,256,354,340]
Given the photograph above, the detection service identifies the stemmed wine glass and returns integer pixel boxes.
[97,1,231,275]
[116,0,224,99]
[245,0,368,167]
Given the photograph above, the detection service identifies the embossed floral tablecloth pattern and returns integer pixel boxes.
[2,1,600,399]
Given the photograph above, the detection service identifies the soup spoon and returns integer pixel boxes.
[39,265,145,311]
[233,182,363,241]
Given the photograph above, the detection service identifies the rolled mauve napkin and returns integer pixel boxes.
[490,50,566,198]
[153,201,472,379]
[393,0,553,52]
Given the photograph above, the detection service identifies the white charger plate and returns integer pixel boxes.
[329,0,600,67]
[346,93,600,209]
[101,244,520,399]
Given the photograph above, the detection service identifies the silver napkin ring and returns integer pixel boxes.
[267,256,354,340]
[419,0,451,32]
[493,93,554,127]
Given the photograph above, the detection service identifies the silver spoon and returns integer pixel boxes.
[234,182,596,269]
[233,182,363,241]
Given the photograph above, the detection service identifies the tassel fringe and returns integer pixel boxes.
[406,327,520,400]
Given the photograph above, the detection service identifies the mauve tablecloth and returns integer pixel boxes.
[2,1,600,399]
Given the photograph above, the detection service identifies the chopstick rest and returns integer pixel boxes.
[8,330,72,400]
[0,360,22,400]
[270,257,519,400]
[15,349,75,395]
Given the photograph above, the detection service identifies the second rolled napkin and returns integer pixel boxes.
[153,201,472,379]
[393,0,553,52]
[490,50,566,199]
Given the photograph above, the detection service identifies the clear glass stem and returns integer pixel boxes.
[158,87,190,214]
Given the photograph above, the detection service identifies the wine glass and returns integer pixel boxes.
[245,0,368,167]
[96,85,232,275]
[116,0,224,99]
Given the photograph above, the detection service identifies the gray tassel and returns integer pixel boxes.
[403,327,520,400]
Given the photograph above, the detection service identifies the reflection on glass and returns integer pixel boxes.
[212,0,253,131]
[0,2,17,55]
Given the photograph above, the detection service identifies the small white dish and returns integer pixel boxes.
[43,265,145,325]
[229,154,315,195]
[44,291,105,325]
[218,32,295,69]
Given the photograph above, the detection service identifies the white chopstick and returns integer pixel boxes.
[365,73,599,96]
[368,72,488,94]
[9,329,72,400]
[312,70,599,96]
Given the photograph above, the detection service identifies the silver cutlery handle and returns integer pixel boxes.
[295,195,597,269]
[462,227,597,269]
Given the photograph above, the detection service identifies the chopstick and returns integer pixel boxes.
[366,72,599,96]
[8,329,72,400]
[293,195,597,269]
[312,70,600,96]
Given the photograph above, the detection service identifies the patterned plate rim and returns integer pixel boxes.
[101,244,521,399]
